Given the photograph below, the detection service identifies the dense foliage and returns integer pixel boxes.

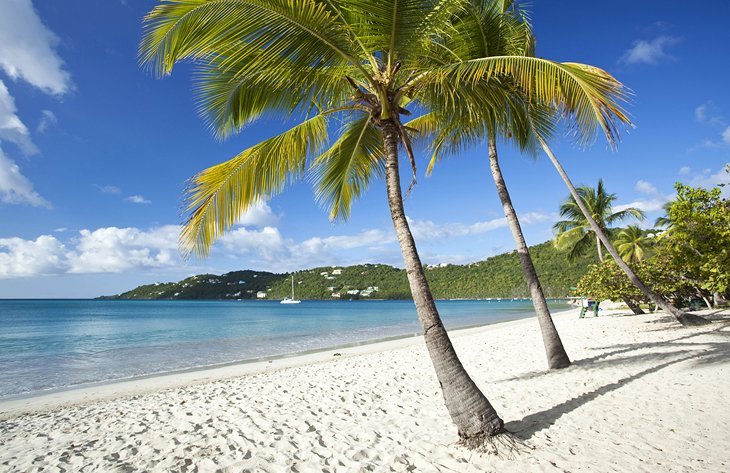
[102,241,597,300]
[575,177,730,307]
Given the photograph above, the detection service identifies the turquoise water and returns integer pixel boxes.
[0,299,570,399]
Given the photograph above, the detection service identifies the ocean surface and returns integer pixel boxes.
[0,299,571,400]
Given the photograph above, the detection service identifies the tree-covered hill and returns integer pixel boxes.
[100,241,597,300]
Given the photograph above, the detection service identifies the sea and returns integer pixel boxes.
[0,298,571,400]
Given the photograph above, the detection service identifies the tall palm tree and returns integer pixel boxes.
[538,139,709,325]
[554,179,646,314]
[615,225,650,264]
[409,0,571,370]
[139,0,664,443]
[554,179,645,263]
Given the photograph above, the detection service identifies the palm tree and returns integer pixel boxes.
[139,0,677,443]
[615,225,650,264]
[538,139,709,325]
[408,1,571,370]
[554,180,646,314]
[554,179,645,263]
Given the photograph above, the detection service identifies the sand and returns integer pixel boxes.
[1,307,728,472]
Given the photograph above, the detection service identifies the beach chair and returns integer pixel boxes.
[579,298,600,318]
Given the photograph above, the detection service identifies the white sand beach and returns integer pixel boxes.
[1,307,728,472]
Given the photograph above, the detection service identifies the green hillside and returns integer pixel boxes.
[100,241,597,300]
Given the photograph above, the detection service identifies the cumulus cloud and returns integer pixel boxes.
[688,166,730,197]
[635,179,659,195]
[219,227,394,271]
[0,80,37,155]
[678,166,691,176]
[0,234,68,277]
[236,201,280,227]
[0,0,71,95]
[68,226,180,274]
[0,226,182,278]
[0,146,49,206]
[220,226,288,260]
[619,35,680,65]
[126,194,151,204]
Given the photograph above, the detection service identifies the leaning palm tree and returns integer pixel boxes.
[538,139,709,325]
[554,180,646,314]
[615,225,650,264]
[408,0,571,370]
[140,0,677,444]
[554,179,645,263]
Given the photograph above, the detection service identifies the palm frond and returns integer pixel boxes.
[181,114,328,257]
[419,56,631,146]
[311,113,385,220]
[194,51,351,138]
[139,0,369,81]
[606,207,645,225]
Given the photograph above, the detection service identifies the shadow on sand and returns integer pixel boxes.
[503,312,730,440]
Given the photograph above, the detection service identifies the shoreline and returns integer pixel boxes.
[0,309,548,417]
[3,307,727,472]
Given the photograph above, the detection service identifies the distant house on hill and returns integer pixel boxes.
[256,291,267,299]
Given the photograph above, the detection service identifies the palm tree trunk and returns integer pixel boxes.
[538,139,709,326]
[593,204,644,315]
[622,297,645,315]
[487,134,570,369]
[596,236,604,262]
[382,119,504,440]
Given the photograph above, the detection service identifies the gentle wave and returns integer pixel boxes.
[0,299,570,399]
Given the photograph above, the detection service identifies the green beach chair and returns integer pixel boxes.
[579,299,600,318]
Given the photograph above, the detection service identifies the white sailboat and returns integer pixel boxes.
[280,274,301,304]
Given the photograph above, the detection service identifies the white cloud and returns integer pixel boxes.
[94,184,122,195]
[694,102,724,126]
[36,109,57,133]
[68,226,180,274]
[615,198,668,214]
[297,229,392,254]
[0,145,48,206]
[219,227,394,271]
[0,0,71,95]
[678,166,691,176]
[0,235,68,277]
[519,212,554,224]
[0,80,37,155]
[723,126,730,145]
[126,195,151,204]
[220,226,288,260]
[635,179,659,195]
[688,166,730,197]
[619,35,680,65]
[236,201,280,227]
[407,212,552,241]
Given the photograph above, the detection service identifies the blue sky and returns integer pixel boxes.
[1,0,728,298]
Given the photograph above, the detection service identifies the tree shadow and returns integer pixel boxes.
[502,323,730,440]
[495,314,730,384]
[504,351,700,440]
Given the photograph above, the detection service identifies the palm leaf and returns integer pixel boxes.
[139,0,370,81]
[419,56,631,146]
[180,114,328,257]
[311,113,385,220]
